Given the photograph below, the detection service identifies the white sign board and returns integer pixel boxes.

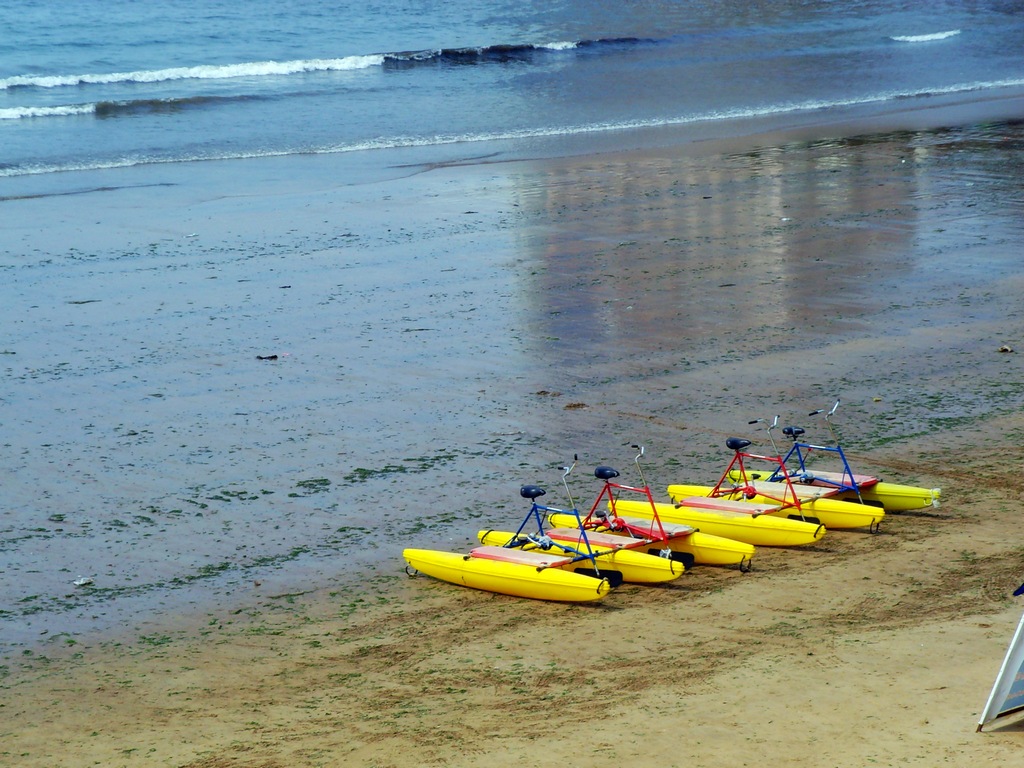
[978,591,1024,731]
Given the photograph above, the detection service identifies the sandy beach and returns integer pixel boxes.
[3,99,1024,766]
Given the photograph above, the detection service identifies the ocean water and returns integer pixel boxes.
[2,0,1023,179]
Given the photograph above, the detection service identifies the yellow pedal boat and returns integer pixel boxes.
[667,481,884,531]
[740,402,941,513]
[729,468,940,512]
[546,511,756,569]
[403,547,614,602]
[608,498,825,547]
[477,529,684,584]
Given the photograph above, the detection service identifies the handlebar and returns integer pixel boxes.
[630,443,649,490]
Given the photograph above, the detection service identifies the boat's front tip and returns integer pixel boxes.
[931,487,942,507]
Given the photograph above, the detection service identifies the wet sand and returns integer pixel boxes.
[3,100,1024,765]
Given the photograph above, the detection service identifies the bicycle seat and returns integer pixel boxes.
[520,484,546,500]
[594,466,620,480]
[726,437,751,451]
[782,426,805,438]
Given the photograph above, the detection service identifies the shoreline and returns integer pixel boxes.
[5,83,1024,200]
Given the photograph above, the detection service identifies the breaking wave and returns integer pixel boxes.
[0,56,386,90]
[0,38,643,92]
[891,30,961,43]
[0,94,259,120]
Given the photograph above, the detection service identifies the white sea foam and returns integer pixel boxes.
[891,30,961,43]
[0,55,386,90]
[537,41,579,51]
[0,104,95,119]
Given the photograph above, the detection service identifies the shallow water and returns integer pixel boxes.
[3,115,1024,654]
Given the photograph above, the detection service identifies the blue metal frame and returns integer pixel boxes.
[496,459,607,569]
[769,400,866,502]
